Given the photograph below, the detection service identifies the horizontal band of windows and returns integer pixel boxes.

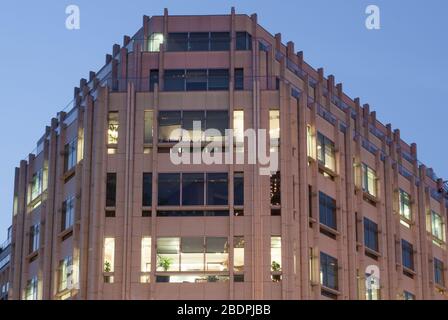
[155,274,230,283]
[157,210,229,217]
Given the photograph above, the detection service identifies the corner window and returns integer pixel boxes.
[147,33,164,52]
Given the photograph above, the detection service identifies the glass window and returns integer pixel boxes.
[403,291,415,300]
[64,138,77,172]
[317,132,335,171]
[30,169,43,202]
[205,111,228,142]
[147,33,164,52]
[365,269,380,300]
[164,69,185,91]
[62,196,75,231]
[106,173,117,207]
[144,110,153,144]
[29,224,40,253]
[182,173,205,206]
[319,192,336,230]
[189,32,209,51]
[149,70,159,91]
[158,173,181,206]
[269,110,280,153]
[234,68,244,90]
[181,237,204,272]
[399,190,411,221]
[431,211,445,242]
[206,173,228,205]
[270,171,281,206]
[362,163,377,197]
[271,236,282,277]
[210,32,230,51]
[25,277,38,300]
[206,237,228,272]
[142,173,152,207]
[307,125,314,158]
[320,252,338,290]
[401,239,414,270]
[233,236,244,272]
[103,237,115,273]
[364,218,379,252]
[236,32,252,50]
[141,237,151,273]
[107,112,119,145]
[183,111,205,142]
[233,110,244,153]
[186,69,207,91]
[208,69,229,91]
[434,257,445,286]
[158,111,182,142]
[58,256,73,292]
[167,33,188,51]
[234,172,244,206]
[157,237,180,272]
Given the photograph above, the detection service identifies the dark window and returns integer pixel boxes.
[234,172,244,206]
[364,218,379,252]
[401,240,414,271]
[157,210,229,217]
[183,111,205,139]
[275,77,280,90]
[434,258,445,286]
[182,173,205,205]
[320,252,338,290]
[105,210,115,217]
[167,33,188,51]
[319,192,336,230]
[308,185,313,218]
[189,32,209,51]
[158,173,180,206]
[186,69,207,91]
[210,32,230,51]
[149,69,159,91]
[234,274,244,282]
[142,210,151,217]
[106,173,117,207]
[236,32,252,50]
[164,69,185,91]
[234,68,244,90]
[270,172,281,206]
[207,173,228,205]
[158,111,182,142]
[205,111,228,139]
[208,69,229,91]
[142,173,152,207]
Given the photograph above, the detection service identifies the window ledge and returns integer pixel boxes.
[63,167,76,182]
[319,224,339,236]
[58,227,73,240]
[321,286,341,296]
[402,266,416,275]
[365,247,381,258]
[318,163,338,178]
[363,191,379,203]
[26,250,38,261]
[435,284,447,293]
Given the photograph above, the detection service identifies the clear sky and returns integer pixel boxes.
[0,0,447,240]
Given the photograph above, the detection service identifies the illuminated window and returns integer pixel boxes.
[307,125,314,158]
[429,211,445,243]
[233,110,244,154]
[399,190,411,222]
[144,111,153,144]
[434,258,445,287]
[320,252,338,290]
[157,237,180,272]
[181,237,204,272]
[58,256,73,292]
[317,132,335,171]
[30,169,44,202]
[403,291,415,300]
[29,224,39,253]
[365,269,380,300]
[147,33,164,52]
[107,112,119,145]
[64,138,77,172]
[205,237,228,272]
[269,110,280,153]
[233,236,244,273]
[141,237,151,283]
[25,277,38,300]
[158,111,181,142]
[61,196,75,231]
[103,237,115,283]
[271,236,282,282]
[270,171,281,206]
[362,163,377,197]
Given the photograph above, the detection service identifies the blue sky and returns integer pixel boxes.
[0,0,447,240]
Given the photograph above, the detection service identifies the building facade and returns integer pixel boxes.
[8,9,448,300]
[0,226,12,300]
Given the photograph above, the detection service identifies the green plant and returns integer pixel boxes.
[104,261,112,273]
[157,255,172,272]
[271,261,281,272]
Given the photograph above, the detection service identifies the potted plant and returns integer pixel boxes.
[103,261,113,283]
[271,261,282,282]
[156,255,172,283]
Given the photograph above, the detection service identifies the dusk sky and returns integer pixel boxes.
[0,0,447,240]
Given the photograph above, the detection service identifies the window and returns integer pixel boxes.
[142,173,152,207]
[103,237,115,283]
[30,169,44,202]
[233,236,244,272]
[365,269,380,300]
[307,125,314,158]
[270,171,281,206]
[186,69,207,91]
[207,173,228,205]
[166,33,188,51]
[233,110,244,153]
[149,70,159,91]
[143,110,154,144]
[182,173,204,205]
[271,236,282,281]
[401,240,414,271]
[320,252,338,290]
[269,110,280,153]
[234,172,244,206]
[64,138,77,172]
[236,32,252,50]
[106,173,117,207]
[362,163,377,197]
[180,237,204,272]
[157,210,229,217]
[107,112,119,145]
[141,237,151,283]
[183,111,205,142]
[29,224,39,253]
[58,256,73,292]
[208,69,229,90]
[434,258,445,287]
[206,237,229,271]
[429,211,445,243]
[399,189,411,221]
[403,291,415,300]
[234,68,244,90]
[164,70,185,91]
[164,69,230,92]
[189,32,209,51]
[158,173,181,206]
[205,111,228,141]
[147,33,164,52]
[25,277,38,300]
[317,132,335,171]
[157,237,181,272]
[61,196,75,231]
[210,32,230,51]
[364,218,379,252]
[319,192,336,230]
[158,111,182,142]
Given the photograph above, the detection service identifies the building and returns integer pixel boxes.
[0,226,12,300]
[7,8,448,300]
